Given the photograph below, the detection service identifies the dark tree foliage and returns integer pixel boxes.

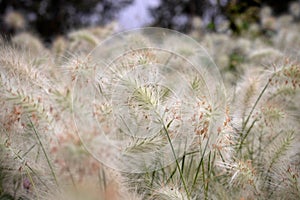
[222,0,295,34]
[149,0,295,33]
[0,0,295,41]
[0,0,132,41]
[149,0,206,32]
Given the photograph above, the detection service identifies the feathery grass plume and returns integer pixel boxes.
[0,36,137,200]
[239,61,299,141]
[124,110,235,199]
[247,23,261,38]
[152,184,189,200]
[200,34,233,70]
[68,30,99,52]
[54,53,96,113]
[267,152,300,199]
[45,165,142,200]
[289,1,300,19]
[199,34,268,88]
[190,17,204,39]
[80,28,228,199]
[63,53,96,79]
[248,48,284,65]
[4,11,26,31]
[262,130,295,174]
[226,57,300,199]
[110,49,158,74]
[124,165,191,199]
[88,22,118,38]
[67,23,117,54]
[12,32,46,55]
[259,6,277,32]
[0,45,55,126]
[273,25,300,56]
[233,70,260,127]
[0,137,32,200]
[215,19,231,33]
[212,107,236,163]
[217,159,260,198]
[1,7,300,199]
[0,120,58,200]
[276,14,294,29]
[0,41,61,199]
[258,60,300,198]
[51,36,68,63]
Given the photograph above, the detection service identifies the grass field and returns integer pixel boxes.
[1,5,300,200]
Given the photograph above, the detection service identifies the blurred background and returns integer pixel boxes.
[0,0,298,43]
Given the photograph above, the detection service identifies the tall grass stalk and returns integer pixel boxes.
[238,75,274,153]
[25,166,40,200]
[162,118,191,200]
[28,116,58,186]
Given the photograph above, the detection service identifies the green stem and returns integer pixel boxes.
[25,166,40,200]
[28,116,59,186]
[162,121,190,200]
[239,77,273,153]
[192,137,209,189]
[238,118,258,152]
[242,79,271,132]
